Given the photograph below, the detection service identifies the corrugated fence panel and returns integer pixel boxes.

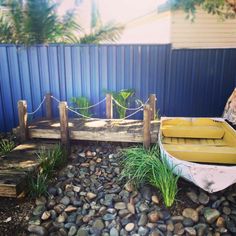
[0,46,15,131]
[0,44,235,132]
[166,48,236,117]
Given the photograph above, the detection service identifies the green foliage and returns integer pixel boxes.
[29,172,48,197]
[37,144,65,177]
[79,0,124,44]
[0,0,80,44]
[172,0,236,20]
[149,155,180,208]
[121,145,179,207]
[80,22,124,44]
[0,0,123,44]
[109,89,134,119]
[29,144,65,197]
[0,139,15,156]
[71,96,91,117]
[121,145,158,186]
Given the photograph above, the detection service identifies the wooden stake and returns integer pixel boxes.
[59,102,69,152]
[149,94,156,121]
[18,100,28,142]
[143,104,151,148]
[106,94,113,119]
[45,93,52,119]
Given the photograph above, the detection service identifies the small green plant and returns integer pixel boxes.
[121,145,158,186]
[71,96,91,117]
[37,145,65,177]
[50,145,66,169]
[30,144,65,197]
[29,173,48,197]
[121,145,179,207]
[149,156,180,207]
[110,89,134,118]
[0,139,15,156]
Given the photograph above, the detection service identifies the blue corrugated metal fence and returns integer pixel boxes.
[0,44,235,132]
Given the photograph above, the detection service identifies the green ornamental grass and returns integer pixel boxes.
[121,145,179,207]
[37,145,65,177]
[30,144,65,197]
[0,139,15,156]
[149,155,180,207]
[29,173,48,197]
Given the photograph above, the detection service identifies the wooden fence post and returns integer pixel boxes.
[106,94,113,119]
[59,102,70,153]
[18,100,28,142]
[45,93,52,119]
[143,104,151,148]
[149,94,156,121]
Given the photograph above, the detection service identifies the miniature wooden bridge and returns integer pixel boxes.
[16,93,160,148]
[0,94,159,197]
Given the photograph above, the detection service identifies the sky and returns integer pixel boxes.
[58,0,167,23]
[57,0,170,43]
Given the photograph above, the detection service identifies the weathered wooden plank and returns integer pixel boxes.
[29,128,61,139]
[143,105,151,148]
[0,140,59,197]
[27,118,159,143]
[18,100,28,142]
[149,94,156,121]
[0,171,27,197]
[46,93,52,119]
[106,94,113,119]
[59,102,69,145]
[70,130,144,142]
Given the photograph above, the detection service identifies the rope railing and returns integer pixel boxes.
[69,97,106,110]
[112,97,149,111]
[51,95,61,103]
[17,93,156,148]
[121,107,144,120]
[67,105,144,121]
[67,106,95,119]
[51,95,149,116]
[27,96,46,115]
[51,95,106,110]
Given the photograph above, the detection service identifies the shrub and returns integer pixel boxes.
[71,96,91,117]
[29,173,48,197]
[121,145,179,207]
[0,139,15,156]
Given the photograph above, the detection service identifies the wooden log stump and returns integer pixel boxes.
[45,93,52,119]
[17,100,28,142]
[59,102,70,153]
[143,104,151,148]
[149,94,156,121]
[106,94,113,119]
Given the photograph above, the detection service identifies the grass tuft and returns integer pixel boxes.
[121,145,179,207]
[29,144,66,197]
[149,155,180,207]
[0,139,15,156]
[29,173,48,197]
[37,145,65,177]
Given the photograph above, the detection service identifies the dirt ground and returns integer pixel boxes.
[0,196,34,236]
